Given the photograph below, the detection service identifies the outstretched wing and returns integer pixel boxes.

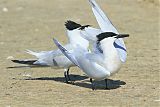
[53,38,80,67]
[89,0,127,62]
[89,0,118,33]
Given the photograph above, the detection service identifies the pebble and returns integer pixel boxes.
[2,7,8,12]
[6,56,14,60]
[35,28,39,32]
[154,99,160,102]
[0,42,4,45]
[22,73,31,77]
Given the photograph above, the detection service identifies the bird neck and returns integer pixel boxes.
[67,29,89,48]
[100,39,118,58]
[100,38,122,73]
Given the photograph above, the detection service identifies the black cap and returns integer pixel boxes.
[65,20,82,30]
[97,32,117,42]
[65,20,90,30]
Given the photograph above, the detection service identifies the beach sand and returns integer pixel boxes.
[0,0,159,106]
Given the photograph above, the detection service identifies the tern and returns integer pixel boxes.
[53,0,129,90]
[53,33,129,90]
[12,20,90,83]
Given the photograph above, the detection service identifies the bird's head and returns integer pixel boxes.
[97,32,129,42]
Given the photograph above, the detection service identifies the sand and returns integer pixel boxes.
[0,0,159,107]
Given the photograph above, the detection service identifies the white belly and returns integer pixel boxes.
[77,57,110,80]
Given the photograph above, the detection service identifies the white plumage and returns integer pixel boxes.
[54,0,129,89]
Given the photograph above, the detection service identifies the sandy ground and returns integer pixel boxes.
[0,0,159,107]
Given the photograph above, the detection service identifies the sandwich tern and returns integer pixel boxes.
[12,20,90,83]
[53,33,129,90]
[53,0,129,90]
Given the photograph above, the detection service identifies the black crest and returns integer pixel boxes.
[65,20,81,30]
[65,20,91,30]
[97,32,117,42]
[79,25,91,30]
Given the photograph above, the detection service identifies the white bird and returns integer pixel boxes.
[12,20,90,83]
[81,0,127,63]
[53,0,129,90]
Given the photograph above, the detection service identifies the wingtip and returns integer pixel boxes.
[53,38,57,43]
[88,0,96,7]
[11,59,37,65]
[11,59,21,64]
[53,38,61,48]
[25,49,33,53]
[11,60,18,63]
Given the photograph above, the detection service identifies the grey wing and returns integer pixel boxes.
[89,0,118,33]
[53,38,80,68]
[89,0,127,62]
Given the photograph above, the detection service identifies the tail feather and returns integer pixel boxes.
[25,49,38,57]
[12,60,37,65]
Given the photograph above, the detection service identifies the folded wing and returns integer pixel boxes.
[53,38,80,68]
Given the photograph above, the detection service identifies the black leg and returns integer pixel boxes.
[90,78,95,90]
[105,79,109,89]
[64,71,69,83]
[66,68,71,81]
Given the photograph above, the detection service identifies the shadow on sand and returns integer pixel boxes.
[7,65,49,69]
[24,74,126,90]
